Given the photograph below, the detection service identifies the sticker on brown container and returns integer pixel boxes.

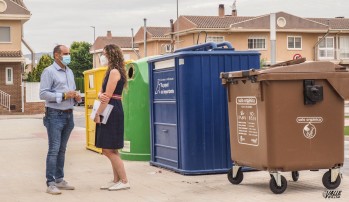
[236,96,259,146]
[296,117,323,139]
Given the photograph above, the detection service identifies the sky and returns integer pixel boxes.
[22,0,348,54]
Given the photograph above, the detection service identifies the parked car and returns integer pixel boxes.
[75,93,85,106]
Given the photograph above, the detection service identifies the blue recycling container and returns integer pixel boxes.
[148,42,260,175]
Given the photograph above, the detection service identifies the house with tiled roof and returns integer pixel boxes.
[0,0,35,114]
[134,26,171,57]
[90,31,139,68]
[169,4,349,65]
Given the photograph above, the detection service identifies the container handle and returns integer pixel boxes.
[335,66,347,71]
[220,69,258,85]
[227,84,231,102]
[216,41,233,49]
[174,42,218,53]
[269,57,306,68]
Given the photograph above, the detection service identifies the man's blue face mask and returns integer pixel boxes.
[61,55,71,66]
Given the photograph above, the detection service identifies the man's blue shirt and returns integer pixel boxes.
[40,62,76,110]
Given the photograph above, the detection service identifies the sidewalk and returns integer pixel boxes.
[0,113,44,120]
[0,117,348,202]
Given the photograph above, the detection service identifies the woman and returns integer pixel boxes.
[94,44,130,191]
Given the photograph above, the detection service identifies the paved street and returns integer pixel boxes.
[71,104,349,194]
[0,118,348,202]
[73,105,86,128]
[0,106,348,201]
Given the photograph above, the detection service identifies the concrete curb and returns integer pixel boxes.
[0,114,44,120]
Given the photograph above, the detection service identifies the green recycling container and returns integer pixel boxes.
[120,57,153,161]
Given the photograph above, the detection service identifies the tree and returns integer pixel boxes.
[27,54,53,82]
[69,41,93,78]
[26,42,92,81]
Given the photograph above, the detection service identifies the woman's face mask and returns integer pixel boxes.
[100,55,108,66]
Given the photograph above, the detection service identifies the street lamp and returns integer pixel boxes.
[90,26,96,68]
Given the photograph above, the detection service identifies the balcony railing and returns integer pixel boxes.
[0,90,11,112]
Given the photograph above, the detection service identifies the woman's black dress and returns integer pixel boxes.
[95,71,125,149]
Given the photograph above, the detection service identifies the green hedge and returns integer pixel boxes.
[75,78,85,93]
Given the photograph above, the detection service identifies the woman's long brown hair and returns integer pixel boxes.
[104,44,127,88]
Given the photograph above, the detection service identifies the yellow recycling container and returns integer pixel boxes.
[83,67,107,153]
[83,61,132,153]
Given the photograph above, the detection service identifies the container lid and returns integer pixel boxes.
[220,61,349,100]
[83,67,107,75]
[222,61,346,78]
[260,61,346,74]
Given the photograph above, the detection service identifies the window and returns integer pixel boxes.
[318,37,334,59]
[288,36,302,49]
[165,44,171,53]
[161,44,172,53]
[339,36,349,59]
[277,17,287,28]
[206,36,224,43]
[0,27,11,42]
[5,67,13,85]
[248,38,266,50]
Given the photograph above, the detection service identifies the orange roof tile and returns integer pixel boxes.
[90,36,138,52]
[0,51,22,57]
[1,0,30,15]
[146,27,171,38]
[178,13,349,31]
[182,15,254,29]
[307,18,349,29]
[11,0,27,9]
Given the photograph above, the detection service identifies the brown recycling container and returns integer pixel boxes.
[220,61,349,194]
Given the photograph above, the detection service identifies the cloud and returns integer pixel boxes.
[22,0,349,54]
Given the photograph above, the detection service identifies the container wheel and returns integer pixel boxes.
[291,171,299,182]
[322,170,341,189]
[269,175,287,194]
[227,168,243,185]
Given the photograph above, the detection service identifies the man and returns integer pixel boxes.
[40,45,81,195]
